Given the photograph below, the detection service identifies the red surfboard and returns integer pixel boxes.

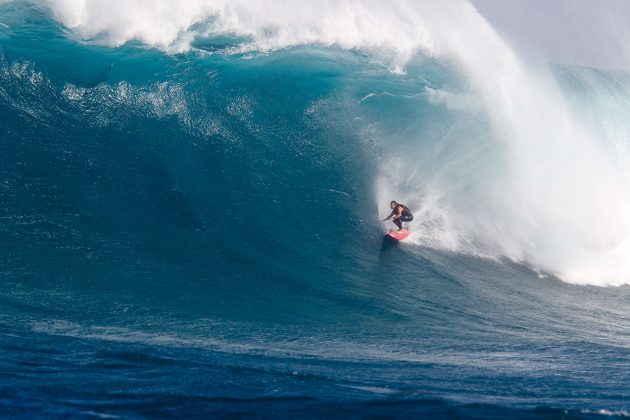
[386,229,411,241]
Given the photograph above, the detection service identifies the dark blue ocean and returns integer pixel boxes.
[2,1,630,418]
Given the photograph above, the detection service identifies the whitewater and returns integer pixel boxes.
[1,0,630,418]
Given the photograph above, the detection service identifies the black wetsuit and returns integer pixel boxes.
[391,204,413,230]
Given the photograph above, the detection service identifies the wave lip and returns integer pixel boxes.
[48,0,447,71]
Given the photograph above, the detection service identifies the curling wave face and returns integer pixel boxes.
[39,0,630,285]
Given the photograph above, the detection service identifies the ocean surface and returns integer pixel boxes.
[2,1,630,418]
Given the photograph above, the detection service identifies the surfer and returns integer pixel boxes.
[383,201,413,231]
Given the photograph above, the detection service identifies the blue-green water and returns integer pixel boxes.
[2,2,630,418]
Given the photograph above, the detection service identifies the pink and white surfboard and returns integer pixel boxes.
[386,229,411,241]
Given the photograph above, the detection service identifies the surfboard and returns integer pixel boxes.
[386,229,411,241]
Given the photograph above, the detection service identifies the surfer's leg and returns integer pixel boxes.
[393,218,403,230]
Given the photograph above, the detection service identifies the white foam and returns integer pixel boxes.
[46,0,437,68]
[583,409,630,417]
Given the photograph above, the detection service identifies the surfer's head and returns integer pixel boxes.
[390,201,398,209]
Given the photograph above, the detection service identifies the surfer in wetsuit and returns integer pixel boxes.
[383,201,413,231]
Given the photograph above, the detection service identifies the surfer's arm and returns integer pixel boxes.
[383,211,395,221]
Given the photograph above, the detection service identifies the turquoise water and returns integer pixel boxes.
[2,2,630,418]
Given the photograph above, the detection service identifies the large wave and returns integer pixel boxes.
[9,0,630,286]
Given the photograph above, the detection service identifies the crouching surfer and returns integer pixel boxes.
[383,200,413,231]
